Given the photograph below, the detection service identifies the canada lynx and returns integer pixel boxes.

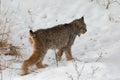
[21,17,87,75]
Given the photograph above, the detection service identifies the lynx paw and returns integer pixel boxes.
[21,70,29,76]
[67,57,74,61]
[36,63,48,68]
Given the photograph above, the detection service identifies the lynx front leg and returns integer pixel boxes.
[56,49,64,61]
[64,48,74,61]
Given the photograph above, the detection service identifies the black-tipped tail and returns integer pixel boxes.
[29,30,36,37]
[81,16,84,21]
[29,30,33,34]
[29,30,34,36]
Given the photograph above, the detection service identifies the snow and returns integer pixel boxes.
[0,0,120,80]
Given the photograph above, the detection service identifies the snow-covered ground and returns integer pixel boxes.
[0,0,120,80]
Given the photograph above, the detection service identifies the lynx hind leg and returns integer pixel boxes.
[29,37,33,45]
[21,51,39,75]
[36,51,48,68]
[56,49,64,61]
[21,61,29,75]
[36,61,48,68]
[64,48,74,61]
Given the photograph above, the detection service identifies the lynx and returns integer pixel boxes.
[21,17,87,75]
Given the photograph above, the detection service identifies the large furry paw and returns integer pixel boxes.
[67,57,74,61]
[36,63,48,68]
[21,70,29,76]
[56,56,62,61]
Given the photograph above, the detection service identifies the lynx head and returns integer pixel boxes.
[73,16,87,36]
